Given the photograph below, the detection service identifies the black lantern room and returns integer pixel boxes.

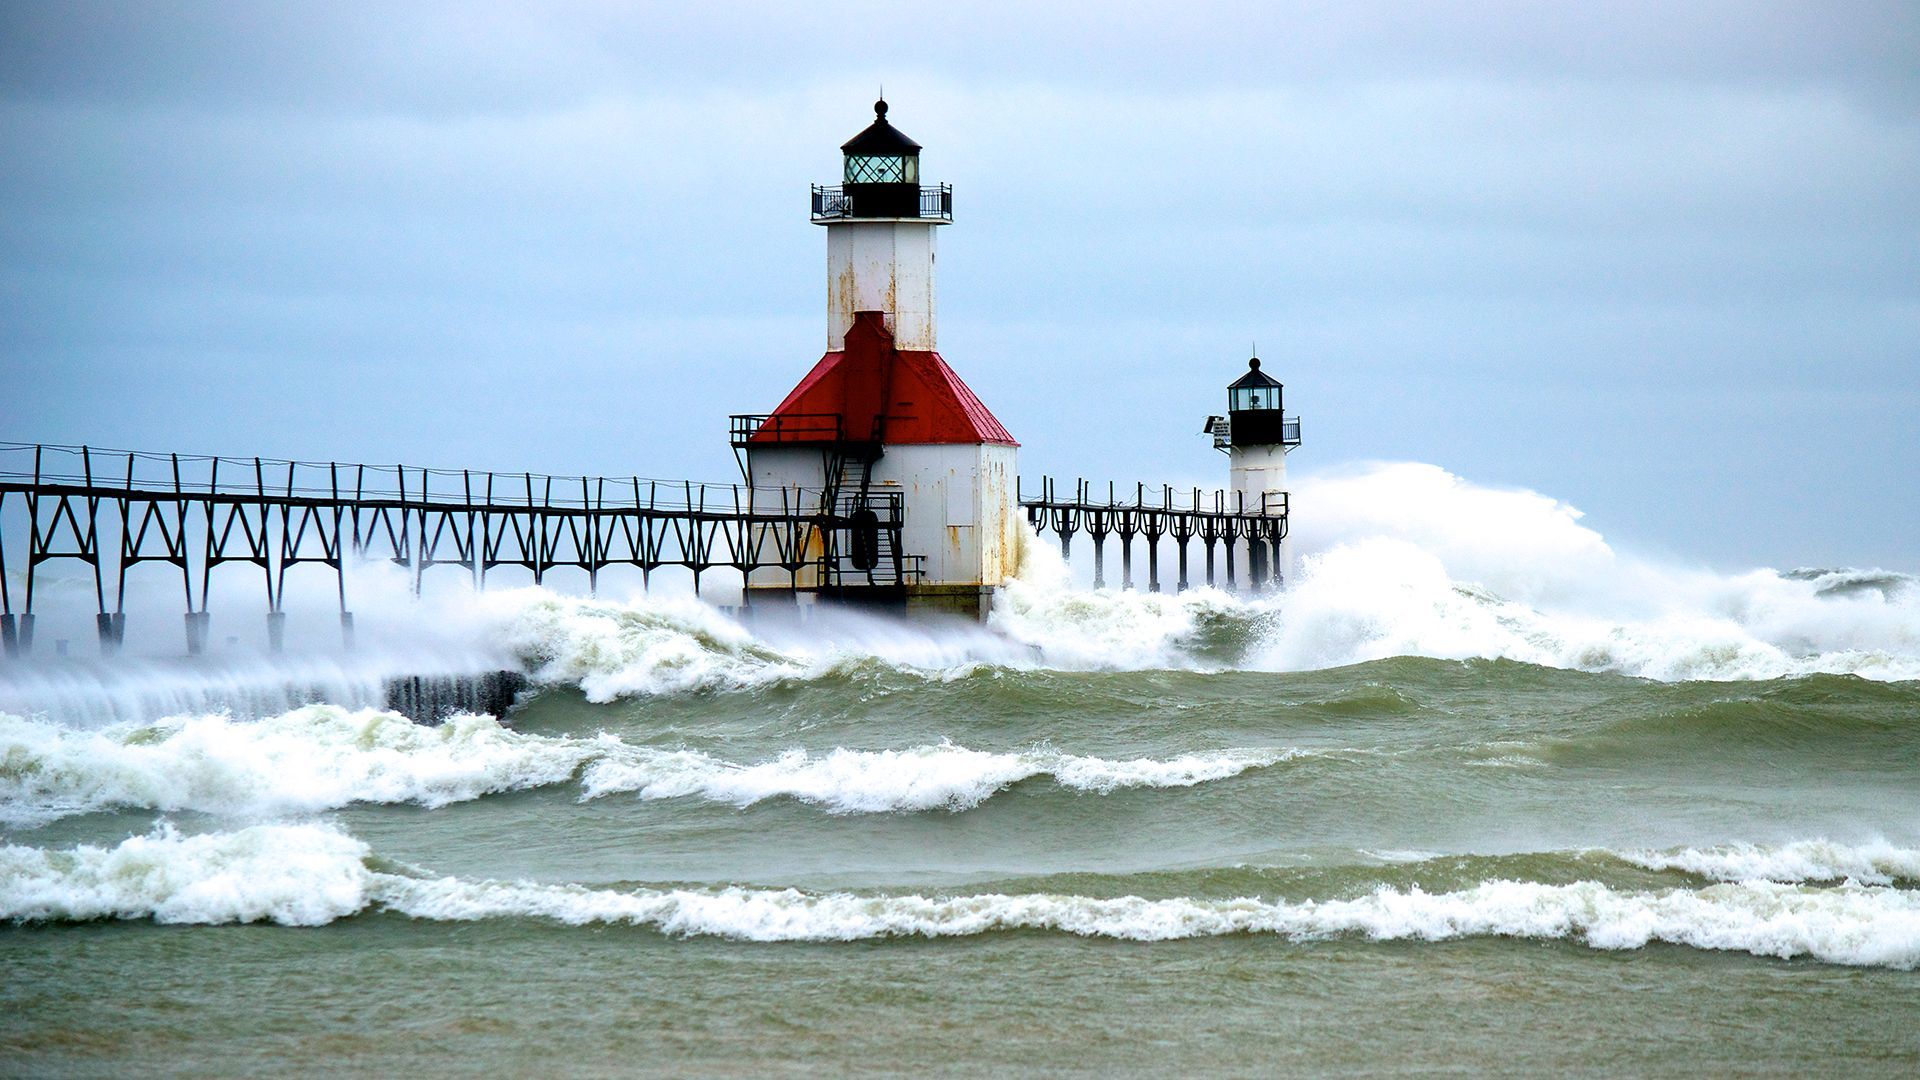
[843,99,921,185]
[812,99,952,222]
[1226,357,1301,447]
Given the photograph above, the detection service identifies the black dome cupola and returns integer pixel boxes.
[812,99,952,223]
[1224,356,1302,448]
[842,99,922,183]
[1228,356,1283,413]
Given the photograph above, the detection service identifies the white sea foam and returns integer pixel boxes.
[468,527,1920,690]
[984,462,1920,681]
[987,522,1245,669]
[1619,840,1920,886]
[0,823,374,926]
[476,588,806,699]
[579,742,1291,812]
[1253,537,1920,681]
[0,706,603,827]
[6,826,1917,968]
[1255,463,1920,681]
[474,586,1046,697]
[7,462,1915,706]
[0,706,1286,824]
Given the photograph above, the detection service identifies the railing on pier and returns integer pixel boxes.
[729,413,848,447]
[1018,477,1291,593]
[820,492,923,591]
[0,442,917,658]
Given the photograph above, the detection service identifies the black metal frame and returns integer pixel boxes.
[730,413,844,446]
[728,414,906,594]
[0,442,917,657]
[1213,415,1302,452]
[810,183,952,223]
[1018,477,1291,593]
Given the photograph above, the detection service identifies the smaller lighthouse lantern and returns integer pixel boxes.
[1227,357,1290,444]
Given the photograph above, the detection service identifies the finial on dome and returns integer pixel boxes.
[874,97,888,120]
[1249,356,1262,371]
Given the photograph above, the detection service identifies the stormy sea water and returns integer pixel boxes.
[3,464,1917,1076]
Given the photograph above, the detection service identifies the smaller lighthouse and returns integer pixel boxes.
[1207,356,1301,587]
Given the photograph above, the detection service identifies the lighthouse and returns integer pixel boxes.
[1206,356,1301,587]
[735,100,1019,619]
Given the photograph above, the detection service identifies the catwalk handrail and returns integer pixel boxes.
[809,183,953,223]
[0,442,851,516]
[0,440,922,656]
[1212,417,1302,450]
[1017,477,1288,518]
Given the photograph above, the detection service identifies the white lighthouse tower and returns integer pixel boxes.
[737,100,1019,619]
[1208,356,1301,587]
[823,98,939,353]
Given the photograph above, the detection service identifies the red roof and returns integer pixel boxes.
[754,311,1017,446]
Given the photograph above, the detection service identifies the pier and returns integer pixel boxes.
[1,441,1289,658]
[0,441,911,657]
[1018,477,1290,593]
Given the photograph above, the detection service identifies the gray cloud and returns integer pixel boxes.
[3,2,1916,568]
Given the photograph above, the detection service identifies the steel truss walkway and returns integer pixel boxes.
[0,442,908,656]
[1018,477,1290,594]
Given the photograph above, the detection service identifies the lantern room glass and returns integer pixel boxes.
[845,154,919,184]
[1231,385,1280,411]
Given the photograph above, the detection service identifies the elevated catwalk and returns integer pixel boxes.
[0,442,1290,658]
[0,442,910,656]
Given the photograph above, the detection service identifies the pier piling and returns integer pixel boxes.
[185,611,210,655]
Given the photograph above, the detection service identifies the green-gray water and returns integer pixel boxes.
[5,570,1920,1076]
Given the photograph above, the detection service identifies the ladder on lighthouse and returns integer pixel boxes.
[829,449,874,507]
[819,445,916,589]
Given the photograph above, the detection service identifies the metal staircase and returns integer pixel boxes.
[818,444,918,591]
[729,414,919,595]
[827,449,874,507]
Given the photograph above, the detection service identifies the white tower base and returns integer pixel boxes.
[1230,443,1289,588]
[827,220,937,351]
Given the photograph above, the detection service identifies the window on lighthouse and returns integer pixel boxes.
[845,154,918,184]
[1231,385,1280,412]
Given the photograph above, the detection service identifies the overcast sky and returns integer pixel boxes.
[3,1,1916,570]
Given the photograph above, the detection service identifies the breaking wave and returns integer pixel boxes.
[1000,463,1920,682]
[1247,465,1920,680]
[1620,840,1920,887]
[6,825,1916,969]
[576,741,1292,812]
[485,589,809,699]
[0,707,596,827]
[444,464,1920,690]
[0,705,1290,825]
[5,463,1915,718]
